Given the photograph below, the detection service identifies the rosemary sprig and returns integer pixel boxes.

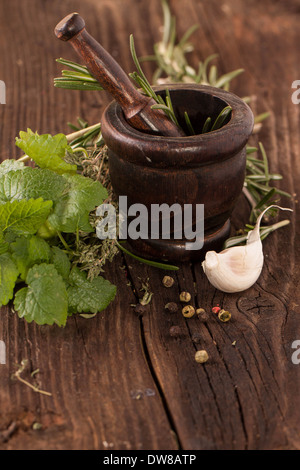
[224,219,291,249]
[210,105,232,132]
[54,58,103,91]
[145,0,244,90]
[55,35,232,137]
[244,142,291,223]
[129,34,183,129]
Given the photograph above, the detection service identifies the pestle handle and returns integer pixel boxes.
[55,13,184,137]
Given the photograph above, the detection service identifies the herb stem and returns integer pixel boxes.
[17,154,30,162]
[116,240,179,270]
[242,186,257,210]
[12,360,52,397]
[66,123,101,143]
[57,231,73,253]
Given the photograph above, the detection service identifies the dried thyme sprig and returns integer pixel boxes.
[65,121,180,273]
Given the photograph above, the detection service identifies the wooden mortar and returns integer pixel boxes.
[101,84,254,262]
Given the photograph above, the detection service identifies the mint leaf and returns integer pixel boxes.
[48,174,108,233]
[0,253,19,305]
[14,264,68,326]
[67,267,116,314]
[11,235,52,280]
[0,167,67,204]
[0,198,53,235]
[0,239,8,254]
[51,246,71,280]
[0,159,25,176]
[15,129,77,175]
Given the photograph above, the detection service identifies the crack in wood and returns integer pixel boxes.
[121,251,181,449]
[204,320,249,449]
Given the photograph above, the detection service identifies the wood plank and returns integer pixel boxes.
[0,0,178,450]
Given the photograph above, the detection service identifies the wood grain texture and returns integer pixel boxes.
[0,0,299,450]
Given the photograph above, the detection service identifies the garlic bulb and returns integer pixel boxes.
[202,205,292,293]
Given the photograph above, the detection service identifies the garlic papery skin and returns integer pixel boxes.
[202,205,292,293]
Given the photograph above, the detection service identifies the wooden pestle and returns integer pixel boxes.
[54,13,185,137]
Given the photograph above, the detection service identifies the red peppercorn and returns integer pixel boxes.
[212,306,221,314]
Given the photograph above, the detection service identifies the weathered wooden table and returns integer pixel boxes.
[0,0,299,450]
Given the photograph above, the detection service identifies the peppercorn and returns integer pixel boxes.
[169,325,181,337]
[218,309,231,322]
[164,302,178,313]
[196,308,209,322]
[162,275,174,288]
[180,291,191,302]
[191,332,201,344]
[134,304,147,316]
[212,306,221,314]
[195,350,209,363]
[182,305,195,318]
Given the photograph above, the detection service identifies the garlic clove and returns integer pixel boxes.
[202,205,292,293]
[203,242,263,293]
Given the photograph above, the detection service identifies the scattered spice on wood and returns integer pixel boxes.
[139,278,153,305]
[134,304,147,316]
[11,359,52,397]
[164,302,178,313]
[180,291,192,302]
[130,390,143,400]
[196,308,209,322]
[182,305,195,318]
[195,350,209,364]
[32,422,42,431]
[218,309,231,322]
[191,332,201,344]
[212,305,221,314]
[162,275,175,288]
[169,325,181,337]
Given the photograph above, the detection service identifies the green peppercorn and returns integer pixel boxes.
[218,309,231,322]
